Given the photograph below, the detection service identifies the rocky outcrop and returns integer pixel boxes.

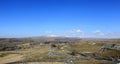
[93,44,120,62]
[99,44,120,52]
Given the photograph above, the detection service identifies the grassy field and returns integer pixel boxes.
[0,40,120,64]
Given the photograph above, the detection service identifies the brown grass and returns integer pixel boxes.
[0,41,120,64]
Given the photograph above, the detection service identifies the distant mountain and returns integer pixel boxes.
[0,36,81,43]
[0,36,120,43]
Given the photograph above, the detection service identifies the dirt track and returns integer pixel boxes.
[0,54,23,64]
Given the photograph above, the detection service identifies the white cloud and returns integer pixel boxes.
[47,34,58,37]
[93,30,105,36]
[71,29,83,33]
[44,31,58,37]
[93,30,101,33]
[68,29,84,37]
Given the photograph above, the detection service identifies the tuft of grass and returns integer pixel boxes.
[0,52,16,57]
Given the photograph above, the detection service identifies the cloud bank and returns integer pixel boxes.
[43,29,120,38]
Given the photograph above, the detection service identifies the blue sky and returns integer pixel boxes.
[0,0,120,38]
